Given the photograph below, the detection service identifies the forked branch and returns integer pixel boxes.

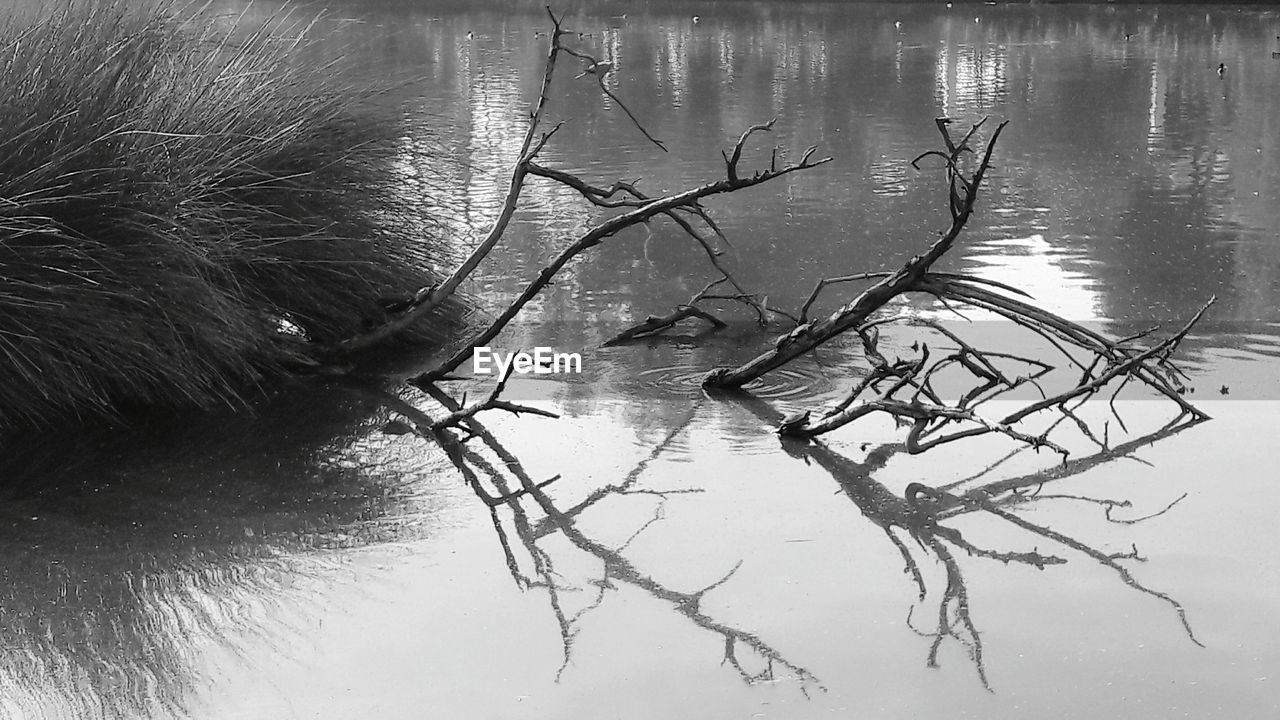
[417,140,829,382]
[703,119,1009,389]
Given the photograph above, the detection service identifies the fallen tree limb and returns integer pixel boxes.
[603,306,727,345]
[703,118,1008,389]
[369,362,558,439]
[687,116,1209,457]
[322,9,571,357]
[415,139,830,382]
[926,276,1209,420]
[529,162,781,326]
[780,296,1211,456]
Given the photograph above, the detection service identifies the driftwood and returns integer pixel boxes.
[602,278,729,346]
[703,118,1009,388]
[302,4,1213,449]
[316,10,1213,691]
[780,298,1209,450]
[689,118,1212,459]
[317,10,1211,464]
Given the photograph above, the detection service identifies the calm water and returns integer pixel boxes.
[2,1,1279,718]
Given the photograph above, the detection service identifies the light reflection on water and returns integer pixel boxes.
[349,0,1280,331]
[4,1,1280,718]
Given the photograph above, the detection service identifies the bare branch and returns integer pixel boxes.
[416,143,831,382]
[431,363,561,429]
[604,304,726,346]
[704,120,1009,389]
[797,272,894,324]
[722,120,776,182]
[324,16,568,356]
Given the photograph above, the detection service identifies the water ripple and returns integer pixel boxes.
[631,361,838,402]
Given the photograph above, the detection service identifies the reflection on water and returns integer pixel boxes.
[0,386,466,718]
[5,1,1280,718]
[216,0,1280,333]
[965,231,1101,318]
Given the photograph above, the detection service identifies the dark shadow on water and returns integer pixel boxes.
[0,379,447,719]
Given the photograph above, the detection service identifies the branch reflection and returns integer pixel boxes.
[417,388,826,693]
[720,390,1204,690]
[0,376,1211,715]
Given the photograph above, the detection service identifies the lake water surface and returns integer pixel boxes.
[2,1,1279,718]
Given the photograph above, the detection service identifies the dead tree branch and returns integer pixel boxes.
[416,144,830,382]
[525,164,773,324]
[690,118,1208,464]
[430,363,561,429]
[561,46,667,151]
[703,119,1008,388]
[323,9,572,358]
[314,8,829,378]
[603,304,727,345]
[780,300,1208,454]
[365,365,558,444]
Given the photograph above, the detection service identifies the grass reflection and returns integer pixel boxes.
[0,383,449,718]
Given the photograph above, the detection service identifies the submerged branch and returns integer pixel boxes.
[703,119,1009,389]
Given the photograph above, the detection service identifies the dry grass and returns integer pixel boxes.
[0,1,453,429]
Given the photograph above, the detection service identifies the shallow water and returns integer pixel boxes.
[2,1,1280,718]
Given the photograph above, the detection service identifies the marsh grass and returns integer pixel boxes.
[0,0,454,429]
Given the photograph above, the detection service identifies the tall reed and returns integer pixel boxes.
[0,1,450,429]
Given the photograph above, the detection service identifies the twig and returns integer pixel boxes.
[431,361,560,429]
[562,46,667,151]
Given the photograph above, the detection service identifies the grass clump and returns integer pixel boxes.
[0,1,452,429]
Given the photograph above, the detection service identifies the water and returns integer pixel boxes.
[2,1,1279,718]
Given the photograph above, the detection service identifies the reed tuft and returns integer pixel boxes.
[0,1,453,429]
